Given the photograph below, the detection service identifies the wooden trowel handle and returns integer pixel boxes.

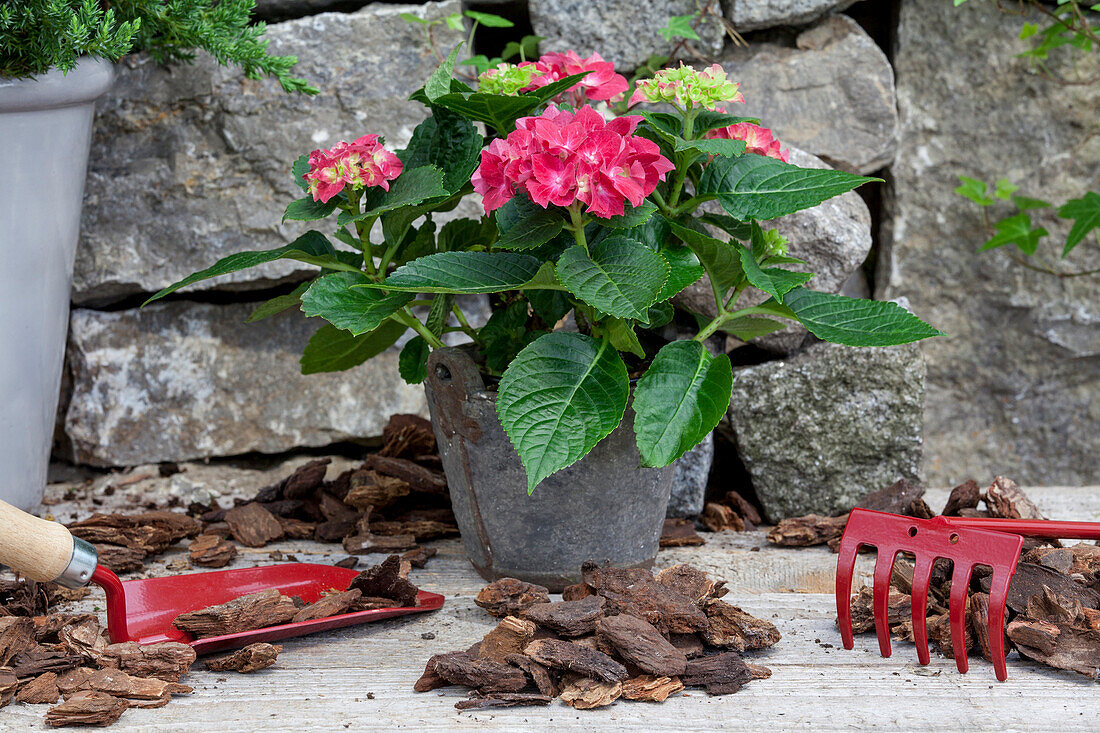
[0,499,98,588]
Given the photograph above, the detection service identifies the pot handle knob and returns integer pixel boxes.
[426,347,486,402]
[0,499,97,588]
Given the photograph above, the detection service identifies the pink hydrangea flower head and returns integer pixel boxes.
[303,134,403,202]
[628,63,744,111]
[478,62,546,96]
[472,105,673,219]
[705,122,790,162]
[520,51,629,106]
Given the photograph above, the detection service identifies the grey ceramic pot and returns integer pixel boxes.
[424,347,675,591]
[0,59,114,509]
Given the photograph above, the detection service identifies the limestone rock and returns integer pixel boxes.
[717,15,897,174]
[529,0,725,72]
[880,0,1100,485]
[724,341,925,520]
[63,303,426,466]
[76,2,463,305]
[667,433,713,518]
[676,146,872,355]
[725,0,857,32]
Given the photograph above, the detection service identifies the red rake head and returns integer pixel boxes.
[835,508,1022,681]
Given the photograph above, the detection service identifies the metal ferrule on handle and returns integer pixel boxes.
[55,536,98,589]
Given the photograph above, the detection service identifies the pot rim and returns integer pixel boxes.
[0,57,114,113]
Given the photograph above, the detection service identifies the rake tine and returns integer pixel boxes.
[948,561,974,673]
[910,555,934,666]
[986,567,1013,682]
[835,536,861,651]
[872,548,898,658]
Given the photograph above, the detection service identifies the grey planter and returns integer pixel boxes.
[424,347,675,591]
[0,59,114,510]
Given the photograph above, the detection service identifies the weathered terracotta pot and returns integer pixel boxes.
[423,347,674,591]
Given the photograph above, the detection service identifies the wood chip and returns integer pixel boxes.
[478,616,536,662]
[523,596,606,637]
[17,671,59,704]
[504,653,557,696]
[222,502,285,548]
[669,633,705,659]
[561,583,594,601]
[10,648,83,681]
[99,642,195,682]
[559,673,622,709]
[413,653,453,692]
[700,502,744,532]
[1007,619,1100,677]
[0,668,16,707]
[857,479,925,515]
[582,563,707,635]
[967,592,994,662]
[0,617,37,666]
[281,458,331,499]
[941,479,982,516]
[276,517,317,540]
[766,514,848,547]
[172,589,298,638]
[292,590,362,623]
[700,599,781,651]
[371,519,459,542]
[988,562,1100,614]
[348,555,419,608]
[1022,544,1100,580]
[342,510,417,554]
[984,476,1044,520]
[848,586,912,634]
[362,454,447,494]
[344,470,411,510]
[681,651,753,694]
[596,614,687,676]
[188,534,237,568]
[660,518,706,547]
[725,491,762,526]
[432,653,528,693]
[380,414,436,458]
[655,564,727,604]
[94,545,147,573]
[621,674,684,702]
[523,639,628,683]
[67,511,200,554]
[455,692,552,710]
[204,643,282,673]
[58,618,108,663]
[45,691,128,727]
[475,578,550,617]
[928,607,975,658]
[401,546,437,568]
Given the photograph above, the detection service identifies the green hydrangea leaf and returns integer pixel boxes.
[379,251,544,293]
[398,336,430,384]
[301,272,414,335]
[300,319,406,374]
[495,194,565,249]
[782,287,943,347]
[556,236,669,320]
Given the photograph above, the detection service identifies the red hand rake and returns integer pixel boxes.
[835,508,1100,681]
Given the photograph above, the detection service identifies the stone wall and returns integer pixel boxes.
[57,0,1098,496]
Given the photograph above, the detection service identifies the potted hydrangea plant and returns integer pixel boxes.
[148,48,940,588]
[0,0,313,510]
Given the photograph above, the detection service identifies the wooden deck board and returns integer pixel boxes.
[3,484,1097,731]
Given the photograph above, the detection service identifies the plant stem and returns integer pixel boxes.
[452,302,484,344]
[567,204,588,250]
[394,309,446,349]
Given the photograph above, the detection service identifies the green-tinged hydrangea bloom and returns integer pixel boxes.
[478,62,545,96]
[629,63,744,111]
[760,228,790,258]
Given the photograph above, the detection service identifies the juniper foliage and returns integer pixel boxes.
[0,0,316,94]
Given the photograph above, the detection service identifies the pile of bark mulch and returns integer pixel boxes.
[0,555,421,726]
[415,561,780,710]
[770,476,1100,678]
[67,414,454,575]
[659,490,762,548]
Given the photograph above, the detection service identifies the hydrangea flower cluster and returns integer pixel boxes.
[303,134,403,203]
[628,63,744,111]
[519,51,628,105]
[472,105,674,219]
[705,122,790,163]
[478,62,545,96]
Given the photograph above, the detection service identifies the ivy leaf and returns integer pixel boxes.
[994,178,1019,200]
[699,155,877,220]
[668,222,743,299]
[739,222,813,300]
[659,14,700,41]
[143,231,360,305]
[720,316,788,341]
[379,251,544,293]
[495,193,565,249]
[426,43,463,101]
[980,212,1048,255]
[399,107,483,194]
[300,319,406,374]
[1057,191,1100,257]
[782,287,943,347]
[1012,195,1051,211]
[954,176,994,206]
[337,166,448,225]
[633,341,733,468]
[464,9,513,27]
[301,272,414,335]
[246,281,311,323]
[399,336,430,384]
[496,332,629,493]
[556,236,669,320]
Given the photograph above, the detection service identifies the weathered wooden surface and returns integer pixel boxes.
[3,484,1096,730]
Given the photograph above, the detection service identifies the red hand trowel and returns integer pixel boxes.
[0,499,443,654]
